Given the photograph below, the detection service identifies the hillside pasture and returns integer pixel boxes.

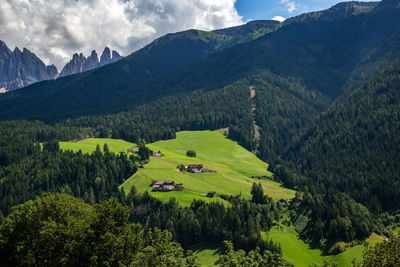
[266,224,384,267]
[121,131,295,206]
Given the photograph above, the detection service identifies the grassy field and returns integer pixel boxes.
[190,226,385,267]
[189,242,222,266]
[394,227,400,235]
[120,131,295,206]
[59,138,136,154]
[266,224,384,267]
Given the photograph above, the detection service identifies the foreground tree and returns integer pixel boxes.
[0,193,197,267]
[354,233,400,267]
[0,193,95,266]
[219,241,288,267]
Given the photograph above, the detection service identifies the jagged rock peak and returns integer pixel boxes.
[0,40,9,50]
[0,40,58,91]
[100,47,111,65]
[13,47,22,55]
[112,50,123,62]
[0,41,12,55]
[61,47,123,77]
[60,53,87,77]
[83,50,99,72]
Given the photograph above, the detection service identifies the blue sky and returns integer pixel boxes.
[235,0,374,21]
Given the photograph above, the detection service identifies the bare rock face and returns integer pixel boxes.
[60,53,87,77]
[0,40,58,91]
[83,50,99,72]
[60,47,123,77]
[100,47,111,65]
[0,40,124,90]
[111,50,123,63]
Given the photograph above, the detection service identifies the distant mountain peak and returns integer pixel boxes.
[0,40,8,48]
[60,47,123,77]
[13,47,22,54]
[112,50,122,62]
[100,47,111,65]
[0,40,58,91]
[0,40,123,90]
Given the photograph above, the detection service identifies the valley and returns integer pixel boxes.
[57,131,386,266]
[59,131,295,206]
[1,0,400,266]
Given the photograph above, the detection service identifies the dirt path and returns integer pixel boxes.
[184,189,206,196]
[250,86,256,99]
[249,86,261,154]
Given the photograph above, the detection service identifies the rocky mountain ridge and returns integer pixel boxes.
[0,41,123,92]
[60,47,122,77]
[0,41,58,92]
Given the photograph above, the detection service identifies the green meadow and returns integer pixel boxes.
[120,131,295,206]
[190,225,384,267]
[59,138,136,154]
[265,224,385,267]
[189,242,222,267]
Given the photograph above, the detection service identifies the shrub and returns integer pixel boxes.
[186,150,196,157]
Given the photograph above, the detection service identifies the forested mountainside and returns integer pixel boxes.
[0,20,279,120]
[282,59,400,213]
[1,1,399,121]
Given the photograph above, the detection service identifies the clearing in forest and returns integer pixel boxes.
[59,138,136,154]
[121,130,295,206]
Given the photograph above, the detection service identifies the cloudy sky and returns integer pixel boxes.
[0,0,376,70]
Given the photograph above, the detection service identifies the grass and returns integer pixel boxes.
[190,225,385,267]
[189,242,222,266]
[394,227,400,235]
[265,224,384,267]
[59,138,136,154]
[120,131,295,206]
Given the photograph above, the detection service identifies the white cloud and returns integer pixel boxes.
[280,0,297,13]
[0,0,243,69]
[272,16,286,22]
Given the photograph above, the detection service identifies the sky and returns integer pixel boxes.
[0,0,377,70]
[235,0,357,21]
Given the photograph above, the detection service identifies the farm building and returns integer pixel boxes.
[279,199,288,206]
[151,181,183,192]
[186,164,203,173]
[151,150,162,157]
[175,183,183,191]
[206,191,216,197]
[185,164,217,173]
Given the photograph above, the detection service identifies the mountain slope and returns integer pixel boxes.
[1,1,399,169]
[0,20,279,121]
[1,1,399,122]
[0,1,399,217]
[284,58,400,212]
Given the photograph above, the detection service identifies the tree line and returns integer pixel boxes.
[0,140,137,217]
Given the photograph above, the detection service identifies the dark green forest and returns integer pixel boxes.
[282,59,400,213]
